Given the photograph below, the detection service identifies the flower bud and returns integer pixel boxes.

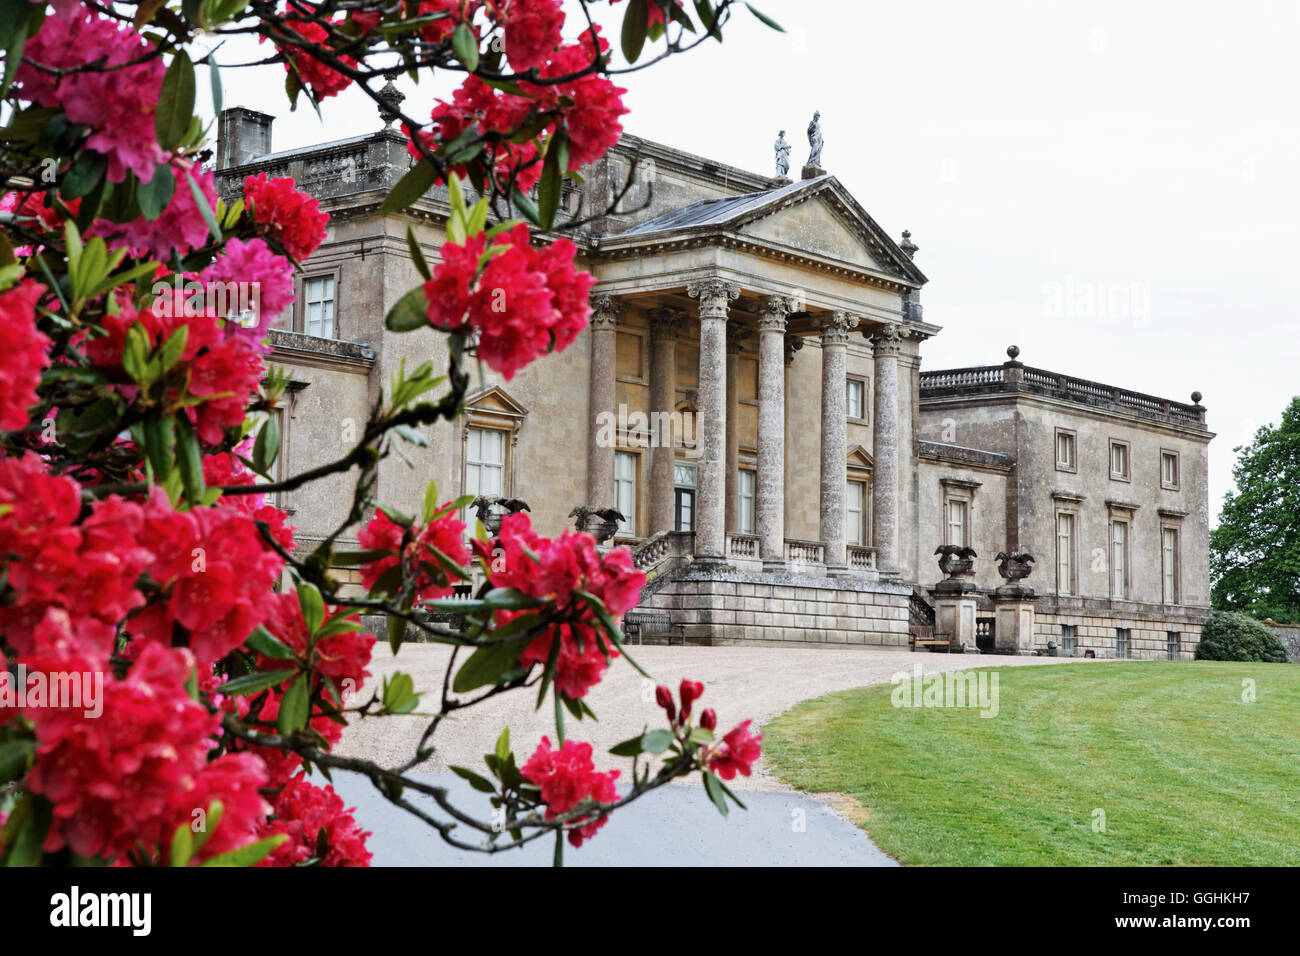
[679,679,704,718]
[655,684,676,722]
[700,708,717,732]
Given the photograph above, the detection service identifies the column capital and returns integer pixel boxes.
[727,324,752,354]
[784,333,804,366]
[819,310,859,345]
[589,293,624,331]
[647,307,684,341]
[871,323,902,356]
[686,278,740,319]
[758,294,797,332]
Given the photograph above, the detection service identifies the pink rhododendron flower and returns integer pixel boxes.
[357,507,471,601]
[500,0,565,71]
[243,173,330,262]
[708,720,763,781]
[520,736,620,847]
[260,773,373,867]
[198,237,296,339]
[267,18,356,100]
[94,162,217,261]
[423,223,593,380]
[0,279,50,431]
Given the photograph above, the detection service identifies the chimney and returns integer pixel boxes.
[217,107,274,170]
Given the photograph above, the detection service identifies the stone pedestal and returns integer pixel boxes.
[993,585,1036,655]
[801,164,827,180]
[932,580,979,653]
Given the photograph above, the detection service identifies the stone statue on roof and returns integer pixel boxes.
[807,111,824,168]
[774,130,791,177]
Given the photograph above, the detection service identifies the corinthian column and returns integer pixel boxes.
[648,308,682,535]
[758,296,794,566]
[586,294,621,506]
[819,311,858,571]
[725,325,749,535]
[872,324,902,571]
[686,278,739,560]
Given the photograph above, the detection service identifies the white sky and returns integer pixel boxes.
[209,0,1300,518]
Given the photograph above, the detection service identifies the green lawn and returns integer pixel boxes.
[763,662,1300,865]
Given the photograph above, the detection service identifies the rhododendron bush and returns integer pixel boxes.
[0,0,776,868]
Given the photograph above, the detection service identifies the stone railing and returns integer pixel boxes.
[632,530,694,577]
[784,539,825,566]
[920,363,1207,428]
[725,533,760,560]
[848,546,877,571]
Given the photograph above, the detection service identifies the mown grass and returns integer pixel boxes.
[763,662,1300,865]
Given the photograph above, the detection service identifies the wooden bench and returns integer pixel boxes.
[909,625,951,652]
[623,610,683,646]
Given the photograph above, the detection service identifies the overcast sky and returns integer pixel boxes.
[211,0,1300,518]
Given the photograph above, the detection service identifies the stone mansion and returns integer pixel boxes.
[213,103,1213,660]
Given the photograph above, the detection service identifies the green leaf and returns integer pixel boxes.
[209,56,223,117]
[0,738,34,783]
[136,162,176,222]
[382,671,419,713]
[219,668,297,696]
[537,132,569,230]
[744,2,785,31]
[1,794,52,866]
[640,728,674,754]
[142,415,176,481]
[451,21,479,71]
[169,822,194,867]
[387,613,407,655]
[252,412,280,477]
[379,160,437,214]
[156,49,197,151]
[510,186,540,226]
[406,225,431,280]
[277,675,310,735]
[296,581,325,635]
[452,639,527,693]
[61,149,107,201]
[450,765,496,794]
[199,833,288,867]
[385,286,431,333]
[609,735,646,757]
[0,1,34,101]
[422,479,439,523]
[184,166,222,243]
[621,0,649,63]
[175,415,206,506]
[244,624,297,660]
[494,727,510,763]
[703,770,729,816]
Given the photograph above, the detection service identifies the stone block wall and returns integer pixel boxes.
[638,567,913,646]
[1268,625,1300,664]
[1033,599,1208,661]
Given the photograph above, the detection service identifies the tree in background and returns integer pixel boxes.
[1211,396,1300,624]
[0,0,779,868]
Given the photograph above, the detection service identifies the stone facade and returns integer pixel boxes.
[214,108,1212,657]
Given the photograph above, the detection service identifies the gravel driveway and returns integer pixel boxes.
[336,643,1072,792]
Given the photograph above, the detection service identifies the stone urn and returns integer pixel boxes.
[995,551,1035,583]
[935,545,977,580]
[569,505,624,545]
[471,496,530,536]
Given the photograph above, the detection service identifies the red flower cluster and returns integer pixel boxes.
[95,162,217,261]
[23,613,271,862]
[357,507,471,601]
[260,772,373,867]
[271,19,356,101]
[124,490,286,666]
[410,18,627,187]
[480,512,644,698]
[655,678,704,725]
[708,720,763,781]
[14,8,164,183]
[243,173,330,262]
[258,591,376,692]
[0,457,152,656]
[520,736,620,847]
[500,0,565,71]
[0,279,50,431]
[87,295,265,445]
[424,222,593,379]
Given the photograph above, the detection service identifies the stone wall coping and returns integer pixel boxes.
[676,565,913,596]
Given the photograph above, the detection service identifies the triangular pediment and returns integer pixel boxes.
[738,196,891,273]
[465,385,528,419]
